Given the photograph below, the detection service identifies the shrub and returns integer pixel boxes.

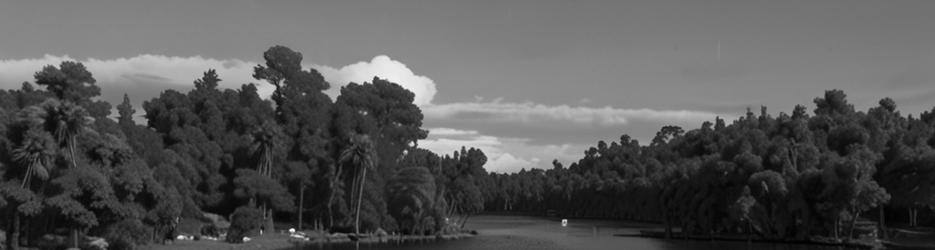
[104,219,151,250]
[226,206,263,243]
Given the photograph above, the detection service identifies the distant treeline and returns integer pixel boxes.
[0,46,488,250]
[482,90,935,241]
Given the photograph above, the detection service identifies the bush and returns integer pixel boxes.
[226,206,263,243]
[104,219,151,250]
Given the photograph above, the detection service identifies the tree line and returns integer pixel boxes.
[0,46,489,250]
[483,90,935,241]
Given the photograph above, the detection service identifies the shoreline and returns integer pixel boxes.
[144,231,477,250]
[617,230,883,250]
[295,231,477,245]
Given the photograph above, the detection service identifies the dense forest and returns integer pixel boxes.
[485,90,935,241]
[0,46,489,250]
[2,45,933,250]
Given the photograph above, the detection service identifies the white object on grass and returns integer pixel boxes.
[561,219,568,227]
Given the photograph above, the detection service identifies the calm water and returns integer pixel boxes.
[298,215,860,250]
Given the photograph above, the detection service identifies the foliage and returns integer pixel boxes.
[12,45,935,248]
[482,90,917,240]
[104,219,151,250]
[386,167,437,234]
[227,206,263,243]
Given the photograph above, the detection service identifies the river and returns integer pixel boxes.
[302,215,862,250]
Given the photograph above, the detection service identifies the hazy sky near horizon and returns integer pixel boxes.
[2,0,934,172]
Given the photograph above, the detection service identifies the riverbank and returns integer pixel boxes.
[144,231,476,250]
[618,230,883,250]
[880,226,935,249]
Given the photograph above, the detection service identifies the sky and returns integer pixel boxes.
[1,0,934,172]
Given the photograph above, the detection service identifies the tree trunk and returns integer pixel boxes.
[10,212,20,250]
[73,228,79,249]
[664,214,672,239]
[267,148,272,176]
[326,165,342,229]
[460,214,471,229]
[447,200,458,219]
[297,183,304,231]
[848,209,860,239]
[788,145,798,171]
[746,220,752,242]
[682,221,688,240]
[879,206,886,239]
[258,202,271,235]
[908,207,913,227]
[21,164,31,189]
[833,217,840,240]
[355,168,367,235]
[349,169,360,217]
[266,208,275,235]
[23,216,31,247]
[69,139,77,169]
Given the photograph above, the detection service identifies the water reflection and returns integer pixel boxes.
[297,215,861,250]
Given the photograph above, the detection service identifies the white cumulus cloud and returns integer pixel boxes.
[316,55,437,106]
[420,127,581,173]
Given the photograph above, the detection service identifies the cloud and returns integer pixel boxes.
[427,127,480,136]
[423,99,724,128]
[0,54,440,119]
[316,55,437,106]
[0,54,723,172]
[0,54,268,120]
[420,127,582,173]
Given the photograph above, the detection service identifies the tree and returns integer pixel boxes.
[5,107,57,250]
[253,45,328,108]
[248,121,286,233]
[40,100,91,168]
[330,77,428,231]
[233,169,294,215]
[814,89,854,116]
[253,46,333,231]
[747,170,788,237]
[117,93,135,127]
[250,121,284,178]
[339,134,377,234]
[33,61,110,119]
[227,206,263,243]
[386,167,437,234]
[33,61,99,104]
[11,129,56,189]
[283,161,314,230]
[731,186,756,240]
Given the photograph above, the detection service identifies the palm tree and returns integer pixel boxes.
[11,129,56,189]
[41,100,90,168]
[42,100,90,249]
[339,134,377,235]
[249,121,285,233]
[325,162,341,228]
[8,128,56,250]
[250,122,284,177]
